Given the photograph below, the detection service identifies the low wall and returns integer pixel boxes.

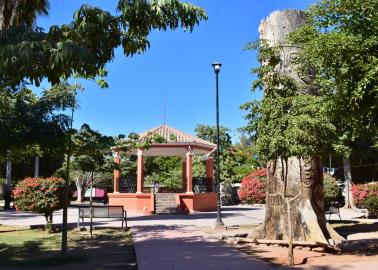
[108,193,154,214]
[177,192,217,213]
[109,192,217,214]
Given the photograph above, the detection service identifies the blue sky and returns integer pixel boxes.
[36,0,314,139]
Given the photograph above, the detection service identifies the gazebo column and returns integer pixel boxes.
[185,151,193,193]
[113,150,121,193]
[205,157,214,191]
[182,159,187,192]
[137,149,144,193]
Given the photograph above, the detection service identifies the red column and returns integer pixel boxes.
[206,157,214,191]
[182,159,187,192]
[186,151,193,193]
[137,149,144,193]
[113,150,121,193]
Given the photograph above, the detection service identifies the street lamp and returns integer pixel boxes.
[212,61,224,228]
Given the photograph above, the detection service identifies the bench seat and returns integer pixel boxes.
[77,205,127,229]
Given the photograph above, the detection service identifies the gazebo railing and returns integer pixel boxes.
[193,177,213,193]
[119,176,137,193]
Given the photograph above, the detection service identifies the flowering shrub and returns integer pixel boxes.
[352,182,378,217]
[238,168,267,204]
[13,177,65,231]
[352,182,378,207]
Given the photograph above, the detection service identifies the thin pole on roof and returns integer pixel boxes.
[163,101,166,124]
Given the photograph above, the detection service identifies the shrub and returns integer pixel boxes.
[323,175,341,206]
[13,177,65,232]
[0,178,5,199]
[239,168,267,204]
[362,196,378,218]
[352,182,378,207]
[221,181,234,206]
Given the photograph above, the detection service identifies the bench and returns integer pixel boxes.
[77,205,127,229]
[325,202,341,220]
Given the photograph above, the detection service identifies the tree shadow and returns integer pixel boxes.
[0,229,137,270]
[332,221,378,239]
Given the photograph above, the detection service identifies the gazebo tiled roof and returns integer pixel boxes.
[138,124,216,148]
[115,124,216,157]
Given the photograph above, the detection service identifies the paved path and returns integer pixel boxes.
[0,204,267,228]
[132,224,275,270]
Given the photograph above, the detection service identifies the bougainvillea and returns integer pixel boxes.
[352,183,378,207]
[13,177,65,231]
[352,182,378,217]
[238,168,267,204]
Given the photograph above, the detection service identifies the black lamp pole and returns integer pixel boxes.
[212,61,224,228]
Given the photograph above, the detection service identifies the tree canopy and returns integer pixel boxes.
[0,83,75,164]
[289,0,378,157]
[0,0,207,88]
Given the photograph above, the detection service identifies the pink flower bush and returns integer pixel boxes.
[13,177,65,230]
[352,182,378,207]
[238,168,267,204]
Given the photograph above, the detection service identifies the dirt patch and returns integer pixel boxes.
[200,221,378,267]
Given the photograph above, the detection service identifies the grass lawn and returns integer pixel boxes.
[0,225,137,270]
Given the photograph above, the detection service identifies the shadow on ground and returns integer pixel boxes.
[0,228,136,270]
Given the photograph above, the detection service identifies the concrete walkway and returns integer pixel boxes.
[132,224,275,270]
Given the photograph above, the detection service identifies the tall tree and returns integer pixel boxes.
[0,84,75,208]
[242,10,342,265]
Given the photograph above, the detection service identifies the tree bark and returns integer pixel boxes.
[342,156,354,209]
[249,10,343,246]
[75,177,84,203]
[0,0,21,31]
[4,154,12,210]
[34,156,40,178]
[89,171,94,238]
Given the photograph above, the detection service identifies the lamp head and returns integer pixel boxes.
[212,62,222,73]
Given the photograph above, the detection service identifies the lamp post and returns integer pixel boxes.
[212,61,224,228]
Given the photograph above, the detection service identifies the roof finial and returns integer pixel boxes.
[163,101,166,125]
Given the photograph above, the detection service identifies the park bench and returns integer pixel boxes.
[77,205,127,229]
[325,202,341,220]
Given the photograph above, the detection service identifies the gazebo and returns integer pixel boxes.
[108,124,218,214]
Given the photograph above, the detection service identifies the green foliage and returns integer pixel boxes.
[289,0,378,157]
[0,83,76,176]
[323,175,341,205]
[144,156,182,190]
[0,0,207,88]
[242,41,336,162]
[362,196,378,218]
[220,181,234,206]
[0,178,5,199]
[194,124,242,182]
[12,177,65,229]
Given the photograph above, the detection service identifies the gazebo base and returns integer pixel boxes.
[108,192,217,214]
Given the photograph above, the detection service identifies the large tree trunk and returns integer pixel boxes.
[4,154,12,210]
[249,158,343,244]
[75,176,85,203]
[248,10,343,246]
[342,156,354,209]
[34,156,40,178]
